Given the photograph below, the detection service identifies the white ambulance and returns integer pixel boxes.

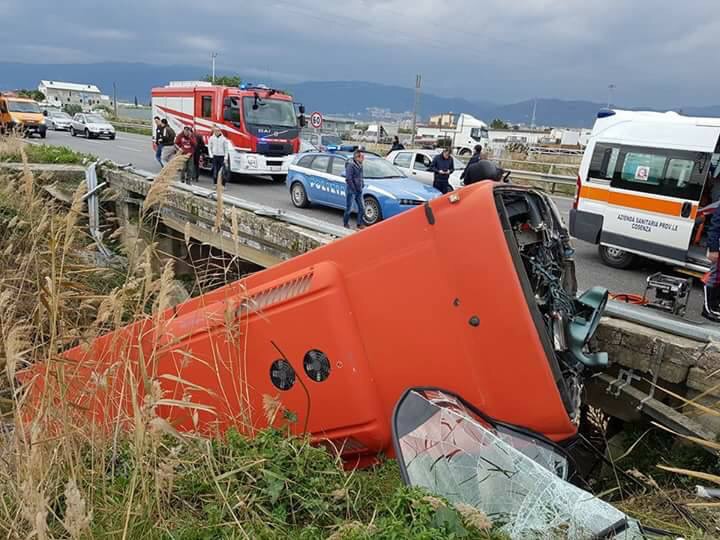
[570,109,720,272]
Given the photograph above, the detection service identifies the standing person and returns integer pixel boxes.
[343,149,366,229]
[208,125,229,186]
[174,126,197,184]
[704,206,720,322]
[460,144,483,182]
[152,116,163,166]
[389,136,405,152]
[160,119,176,166]
[430,147,455,194]
[192,129,206,182]
[462,159,506,185]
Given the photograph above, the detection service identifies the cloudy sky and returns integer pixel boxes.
[0,0,716,106]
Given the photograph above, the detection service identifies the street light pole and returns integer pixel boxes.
[411,74,421,146]
[212,53,218,84]
[607,84,616,108]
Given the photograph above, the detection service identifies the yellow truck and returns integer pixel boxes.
[0,93,47,138]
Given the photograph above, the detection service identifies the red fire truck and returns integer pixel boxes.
[151,81,305,181]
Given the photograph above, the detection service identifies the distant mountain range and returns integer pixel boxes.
[2,61,719,128]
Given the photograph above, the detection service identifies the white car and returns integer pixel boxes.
[69,113,116,140]
[386,149,466,189]
[45,110,73,131]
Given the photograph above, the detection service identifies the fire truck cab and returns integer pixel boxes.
[151,81,305,180]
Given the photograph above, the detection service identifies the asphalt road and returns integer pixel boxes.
[34,128,710,322]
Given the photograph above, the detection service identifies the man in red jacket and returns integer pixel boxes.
[175,126,197,184]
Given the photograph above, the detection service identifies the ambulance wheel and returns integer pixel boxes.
[290,182,310,208]
[599,245,635,269]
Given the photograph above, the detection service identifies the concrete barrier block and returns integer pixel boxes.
[687,367,720,396]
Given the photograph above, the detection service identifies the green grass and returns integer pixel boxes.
[112,122,152,137]
[0,142,95,164]
[27,428,505,539]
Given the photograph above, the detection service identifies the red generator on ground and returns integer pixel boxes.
[151,81,305,181]
[23,184,608,466]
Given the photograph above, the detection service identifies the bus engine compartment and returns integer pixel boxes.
[495,187,608,425]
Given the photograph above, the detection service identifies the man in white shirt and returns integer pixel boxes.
[208,125,229,186]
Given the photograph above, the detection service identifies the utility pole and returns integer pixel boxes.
[410,74,421,146]
[113,82,118,118]
[607,84,616,108]
[212,52,218,84]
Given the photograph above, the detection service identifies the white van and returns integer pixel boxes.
[570,109,720,272]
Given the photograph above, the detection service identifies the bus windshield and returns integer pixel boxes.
[243,97,297,128]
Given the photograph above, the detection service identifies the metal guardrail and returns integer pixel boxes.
[605,300,720,343]
[507,169,577,194]
[497,158,580,170]
[124,166,352,239]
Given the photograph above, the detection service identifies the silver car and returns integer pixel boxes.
[386,149,466,189]
[45,110,73,131]
[69,113,116,140]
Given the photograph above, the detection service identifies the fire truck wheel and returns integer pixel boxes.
[598,245,635,269]
[290,182,310,208]
[363,196,382,225]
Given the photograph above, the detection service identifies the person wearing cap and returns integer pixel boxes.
[430,147,455,194]
[174,126,198,184]
[343,149,366,229]
[208,125,229,186]
[460,145,483,183]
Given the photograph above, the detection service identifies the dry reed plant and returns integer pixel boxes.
[1,137,462,539]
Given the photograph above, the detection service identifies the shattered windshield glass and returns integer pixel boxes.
[393,389,646,539]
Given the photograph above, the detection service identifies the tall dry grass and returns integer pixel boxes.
[0,141,484,539]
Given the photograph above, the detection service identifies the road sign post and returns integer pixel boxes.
[310,112,323,130]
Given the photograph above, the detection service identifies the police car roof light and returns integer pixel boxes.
[597,109,616,119]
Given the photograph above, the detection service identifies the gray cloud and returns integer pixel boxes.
[1,0,717,107]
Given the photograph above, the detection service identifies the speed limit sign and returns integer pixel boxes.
[310,111,323,129]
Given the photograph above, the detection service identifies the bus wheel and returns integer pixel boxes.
[598,245,635,269]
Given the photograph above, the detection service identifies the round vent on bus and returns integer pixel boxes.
[303,349,331,382]
[270,359,296,391]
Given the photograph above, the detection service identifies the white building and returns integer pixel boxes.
[38,80,103,110]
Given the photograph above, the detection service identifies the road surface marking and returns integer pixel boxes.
[118,145,141,153]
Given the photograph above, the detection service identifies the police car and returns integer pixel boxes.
[287,151,441,225]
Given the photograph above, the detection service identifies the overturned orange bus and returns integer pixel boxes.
[22,182,607,465]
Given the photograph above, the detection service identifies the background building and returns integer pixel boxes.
[38,80,103,110]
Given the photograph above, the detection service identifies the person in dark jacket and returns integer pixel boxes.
[463,159,506,185]
[152,116,163,166]
[343,149,366,229]
[159,119,177,166]
[192,130,206,182]
[703,207,720,321]
[430,148,454,194]
[460,145,483,182]
[389,136,405,153]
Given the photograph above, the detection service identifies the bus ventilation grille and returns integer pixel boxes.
[244,271,314,314]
